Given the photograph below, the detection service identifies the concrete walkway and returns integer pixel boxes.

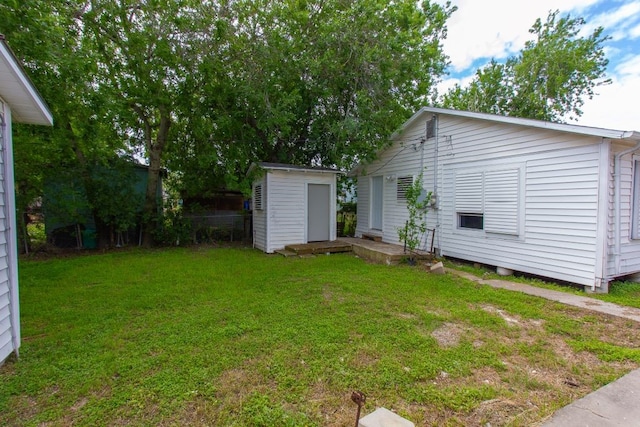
[450,270,640,426]
[451,270,640,322]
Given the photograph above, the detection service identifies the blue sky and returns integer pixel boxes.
[436,0,640,131]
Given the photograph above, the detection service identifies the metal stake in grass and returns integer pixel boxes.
[351,390,366,427]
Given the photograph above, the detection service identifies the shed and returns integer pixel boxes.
[352,107,640,292]
[0,35,53,364]
[249,162,342,253]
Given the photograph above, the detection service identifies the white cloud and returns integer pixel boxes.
[630,22,640,38]
[434,0,640,131]
[439,0,599,71]
[580,55,640,130]
[579,78,640,130]
[586,0,640,41]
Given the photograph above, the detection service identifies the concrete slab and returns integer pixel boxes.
[358,407,415,427]
[338,237,432,265]
[541,369,640,427]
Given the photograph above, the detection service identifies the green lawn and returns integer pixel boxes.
[2,247,640,426]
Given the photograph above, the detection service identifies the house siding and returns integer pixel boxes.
[606,147,640,278]
[441,116,604,286]
[355,122,436,248]
[0,101,18,363]
[357,112,609,287]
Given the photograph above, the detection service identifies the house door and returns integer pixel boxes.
[308,184,330,242]
[371,175,383,230]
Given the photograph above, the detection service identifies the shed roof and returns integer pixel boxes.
[248,162,343,176]
[0,35,53,126]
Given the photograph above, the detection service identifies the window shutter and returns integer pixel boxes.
[426,116,437,139]
[397,176,413,201]
[254,184,263,210]
[455,172,483,213]
[484,168,519,235]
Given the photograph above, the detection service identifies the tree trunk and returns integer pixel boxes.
[140,109,171,247]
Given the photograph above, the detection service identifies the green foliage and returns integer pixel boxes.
[397,173,431,257]
[441,10,610,122]
[569,339,640,363]
[152,208,193,246]
[168,0,455,195]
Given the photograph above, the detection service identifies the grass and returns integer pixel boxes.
[2,247,640,426]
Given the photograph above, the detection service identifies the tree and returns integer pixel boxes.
[168,0,455,198]
[76,0,196,245]
[1,0,132,250]
[441,10,610,122]
[397,173,431,263]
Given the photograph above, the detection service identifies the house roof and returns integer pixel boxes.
[394,107,640,142]
[350,107,640,176]
[0,35,53,126]
[248,162,343,175]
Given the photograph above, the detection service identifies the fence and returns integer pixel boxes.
[185,212,252,243]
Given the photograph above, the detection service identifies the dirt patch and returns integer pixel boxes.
[431,322,465,347]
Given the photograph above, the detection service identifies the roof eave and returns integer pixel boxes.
[0,35,53,126]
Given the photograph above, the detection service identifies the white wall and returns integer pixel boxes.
[0,101,19,363]
[606,147,640,279]
[254,169,337,253]
[355,122,437,248]
[357,113,608,287]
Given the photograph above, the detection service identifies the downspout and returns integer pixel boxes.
[614,140,640,276]
[433,115,441,256]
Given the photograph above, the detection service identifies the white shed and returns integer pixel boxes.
[249,162,341,253]
[0,36,53,364]
[352,107,640,292]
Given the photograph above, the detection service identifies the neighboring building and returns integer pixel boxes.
[44,163,162,248]
[249,162,342,253]
[0,36,53,364]
[352,107,640,292]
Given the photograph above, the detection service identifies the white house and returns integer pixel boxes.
[0,36,53,364]
[352,107,640,292]
[249,162,341,253]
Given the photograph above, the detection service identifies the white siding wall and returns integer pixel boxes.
[0,101,18,363]
[267,171,306,252]
[607,147,640,277]
[255,169,337,253]
[358,113,608,287]
[437,116,604,286]
[355,122,437,250]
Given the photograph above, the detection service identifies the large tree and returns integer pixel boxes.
[79,0,212,246]
[167,0,455,198]
[1,0,130,250]
[441,10,610,122]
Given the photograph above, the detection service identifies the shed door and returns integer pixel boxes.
[308,184,330,242]
[371,176,383,230]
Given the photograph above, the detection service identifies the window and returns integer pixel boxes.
[632,160,640,239]
[254,184,263,210]
[397,175,413,201]
[454,167,520,235]
[458,213,483,229]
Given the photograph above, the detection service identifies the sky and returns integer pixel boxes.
[435,0,640,131]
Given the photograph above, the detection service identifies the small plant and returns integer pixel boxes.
[397,172,431,263]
